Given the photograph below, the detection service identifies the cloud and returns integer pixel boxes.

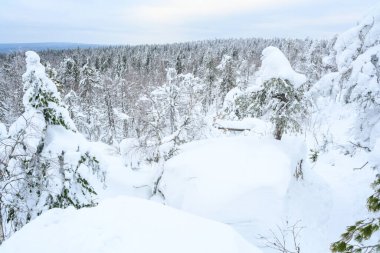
[253,12,363,30]
[129,0,305,24]
[0,0,378,44]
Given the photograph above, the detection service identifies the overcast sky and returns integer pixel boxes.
[0,0,378,45]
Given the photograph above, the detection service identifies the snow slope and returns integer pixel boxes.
[156,134,375,253]
[0,196,262,253]
[159,136,305,223]
[2,5,380,253]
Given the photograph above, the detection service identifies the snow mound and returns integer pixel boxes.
[159,136,305,223]
[0,197,261,253]
[255,46,306,88]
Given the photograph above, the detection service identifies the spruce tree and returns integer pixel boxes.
[235,77,307,140]
[0,51,105,241]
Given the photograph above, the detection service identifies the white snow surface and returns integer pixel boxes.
[0,196,262,253]
[0,122,6,138]
[7,110,46,154]
[2,9,380,253]
[157,134,375,253]
[254,46,306,88]
[159,136,305,223]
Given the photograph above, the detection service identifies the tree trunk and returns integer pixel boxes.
[0,202,4,244]
[274,124,283,140]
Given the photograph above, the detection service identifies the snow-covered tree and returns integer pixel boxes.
[201,54,218,109]
[57,57,80,91]
[331,173,380,253]
[217,55,237,106]
[136,68,206,163]
[0,51,105,241]
[321,6,380,253]
[311,6,380,149]
[233,47,309,140]
[0,36,330,144]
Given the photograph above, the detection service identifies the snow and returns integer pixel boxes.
[2,7,380,253]
[7,110,46,154]
[214,118,272,135]
[23,51,58,108]
[42,126,152,200]
[0,122,7,138]
[158,136,305,223]
[309,4,380,150]
[150,132,376,253]
[22,51,76,131]
[334,3,380,71]
[254,46,307,88]
[0,196,262,253]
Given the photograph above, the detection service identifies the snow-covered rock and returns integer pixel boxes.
[0,196,262,253]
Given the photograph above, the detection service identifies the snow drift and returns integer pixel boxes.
[158,136,306,224]
[0,196,262,253]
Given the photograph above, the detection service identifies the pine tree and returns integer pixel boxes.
[235,77,308,140]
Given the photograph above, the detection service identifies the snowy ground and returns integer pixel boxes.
[89,125,375,253]
[0,196,262,253]
[2,6,379,251]
[1,120,376,253]
[154,126,375,253]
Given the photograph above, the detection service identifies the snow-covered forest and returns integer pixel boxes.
[0,3,380,253]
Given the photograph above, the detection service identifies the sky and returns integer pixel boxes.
[0,0,378,45]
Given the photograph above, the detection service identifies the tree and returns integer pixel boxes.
[217,55,237,105]
[0,51,105,241]
[135,68,206,164]
[77,63,102,141]
[232,47,309,140]
[201,54,218,110]
[331,174,380,253]
[58,57,80,91]
[259,220,303,253]
[234,78,307,140]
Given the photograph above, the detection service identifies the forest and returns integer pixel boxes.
[0,4,379,253]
